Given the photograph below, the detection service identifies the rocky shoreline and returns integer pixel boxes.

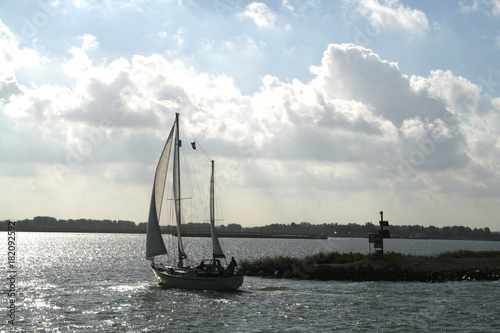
[242,257,500,282]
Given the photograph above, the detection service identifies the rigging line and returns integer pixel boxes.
[196,148,210,224]
[194,136,211,221]
[191,136,212,162]
[178,117,213,224]
[181,122,212,162]
[179,125,208,225]
[214,177,224,224]
[186,158,202,225]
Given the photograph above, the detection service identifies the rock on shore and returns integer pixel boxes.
[242,257,500,282]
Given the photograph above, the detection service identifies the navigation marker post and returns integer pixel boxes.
[368,211,391,258]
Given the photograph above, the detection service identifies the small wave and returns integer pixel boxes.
[108,283,148,292]
[257,286,291,292]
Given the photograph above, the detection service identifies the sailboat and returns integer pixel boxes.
[145,112,244,290]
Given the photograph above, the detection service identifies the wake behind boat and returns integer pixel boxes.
[145,112,243,290]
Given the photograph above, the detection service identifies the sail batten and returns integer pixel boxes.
[145,123,175,260]
[210,160,226,258]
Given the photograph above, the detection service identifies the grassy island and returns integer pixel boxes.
[240,250,500,282]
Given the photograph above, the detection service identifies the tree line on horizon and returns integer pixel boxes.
[0,216,497,240]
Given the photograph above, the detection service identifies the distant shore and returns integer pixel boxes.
[241,251,500,282]
[2,216,499,241]
[169,232,328,239]
[0,229,326,239]
[2,228,500,241]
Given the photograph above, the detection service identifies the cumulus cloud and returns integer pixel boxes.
[243,44,476,197]
[79,34,99,50]
[240,2,277,30]
[0,20,39,89]
[356,0,429,34]
[0,37,490,191]
[410,70,483,115]
[310,44,445,126]
[0,20,20,81]
[2,18,499,224]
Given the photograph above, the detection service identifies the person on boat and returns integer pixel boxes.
[227,257,237,272]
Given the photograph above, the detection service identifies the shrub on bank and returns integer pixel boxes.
[241,250,500,268]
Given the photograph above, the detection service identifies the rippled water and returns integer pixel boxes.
[2,233,500,332]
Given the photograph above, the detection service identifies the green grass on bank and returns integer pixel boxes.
[240,250,500,268]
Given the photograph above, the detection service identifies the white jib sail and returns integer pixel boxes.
[210,160,226,258]
[145,123,175,260]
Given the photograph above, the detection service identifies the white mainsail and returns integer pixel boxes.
[210,160,226,258]
[145,123,175,260]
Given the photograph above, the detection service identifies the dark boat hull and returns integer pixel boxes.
[152,266,244,290]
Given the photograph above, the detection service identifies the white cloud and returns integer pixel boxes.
[79,34,99,50]
[459,0,481,12]
[282,0,295,13]
[1,16,500,227]
[1,40,488,187]
[0,20,42,82]
[459,0,500,15]
[240,2,277,30]
[410,70,483,115]
[64,46,94,77]
[0,21,21,80]
[357,0,429,34]
[310,44,443,126]
[173,28,185,46]
[400,117,427,140]
[494,0,500,14]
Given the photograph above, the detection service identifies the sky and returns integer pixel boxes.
[1,0,500,230]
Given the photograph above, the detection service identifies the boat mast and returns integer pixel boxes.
[174,112,187,263]
[210,160,215,231]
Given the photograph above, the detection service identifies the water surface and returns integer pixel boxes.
[1,233,499,332]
